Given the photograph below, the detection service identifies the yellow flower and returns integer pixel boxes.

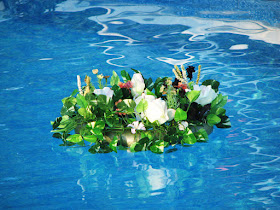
[92,69,99,74]
[85,76,91,86]
[97,74,104,79]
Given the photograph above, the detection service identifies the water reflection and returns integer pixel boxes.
[62,147,207,202]
[52,0,280,207]
[56,1,280,69]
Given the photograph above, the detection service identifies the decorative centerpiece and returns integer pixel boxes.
[51,65,231,154]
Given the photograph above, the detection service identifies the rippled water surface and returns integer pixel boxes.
[0,0,280,209]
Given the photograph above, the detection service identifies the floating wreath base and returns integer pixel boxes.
[51,65,231,154]
[76,123,213,148]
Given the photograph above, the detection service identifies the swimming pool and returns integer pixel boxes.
[0,0,280,208]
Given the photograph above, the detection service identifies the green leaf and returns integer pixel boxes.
[66,134,83,143]
[88,143,113,154]
[77,141,85,146]
[130,142,138,152]
[109,136,119,153]
[76,94,88,108]
[174,108,188,122]
[97,95,107,105]
[144,78,154,91]
[154,77,167,97]
[186,90,200,103]
[145,89,156,97]
[111,85,123,101]
[52,133,62,139]
[91,128,104,140]
[104,112,120,128]
[150,140,165,154]
[123,99,136,109]
[131,68,140,73]
[79,125,92,136]
[207,114,221,126]
[121,70,131,82]
[60,105,75,116]
[202,79,220,92]
[52,117,62,130]
[198,128,209,140]
[194,128,209,141]
[62,96,77,108]
[52,117,77,133]
[110,71,120,86]
[88,144,100,154]
[216,115,231,128]
[136,99,148,113]
[182,128,196,144]
[71,89,79,97]
[130,141,146,152]
[213,107,226,116]
[211,94,228,109]
[130,137,150,152]
[78,108,87,118]
[116,99,136,114]
[95,121,105,130]
[188,81,194,90]
[83,135,97,143]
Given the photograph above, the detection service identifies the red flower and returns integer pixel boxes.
[178,82,188,90]
[118,81,133,89]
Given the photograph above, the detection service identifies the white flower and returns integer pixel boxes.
[127,121,146,134]
[193,85,218,106]
[131,73,145,97]
[145,98,169,125]
[94,87,114,101]
[134,93,156,105]
[134,93,156,121]
[167,109,176,121]
[178,121,188,131]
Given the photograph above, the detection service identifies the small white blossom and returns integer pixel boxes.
[127,121,146,134]
[178,121,188,131]
[94,87,114,101]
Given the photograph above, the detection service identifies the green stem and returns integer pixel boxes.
[186,102,191,116]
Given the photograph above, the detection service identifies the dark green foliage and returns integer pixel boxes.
[51,67,231,154]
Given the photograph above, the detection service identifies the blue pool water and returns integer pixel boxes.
[1,0,280,209]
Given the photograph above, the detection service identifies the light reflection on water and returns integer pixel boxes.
[1,0,280,208]
[55,1,280,207]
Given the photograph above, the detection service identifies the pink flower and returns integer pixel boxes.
[127,121,146,134]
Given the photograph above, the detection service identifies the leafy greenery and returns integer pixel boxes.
[51,65,231,154]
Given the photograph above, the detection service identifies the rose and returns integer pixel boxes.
[134,93,156,121]
[93,87,114,101]
[131,73,145,97]
[145,98,170,125]
[134,93,175,123]
[134,93,156,105]
[193,85,218,106]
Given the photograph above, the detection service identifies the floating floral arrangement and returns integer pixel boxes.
[51,65,231,154]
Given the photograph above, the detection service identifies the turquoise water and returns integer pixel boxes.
[0,0,280,209]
